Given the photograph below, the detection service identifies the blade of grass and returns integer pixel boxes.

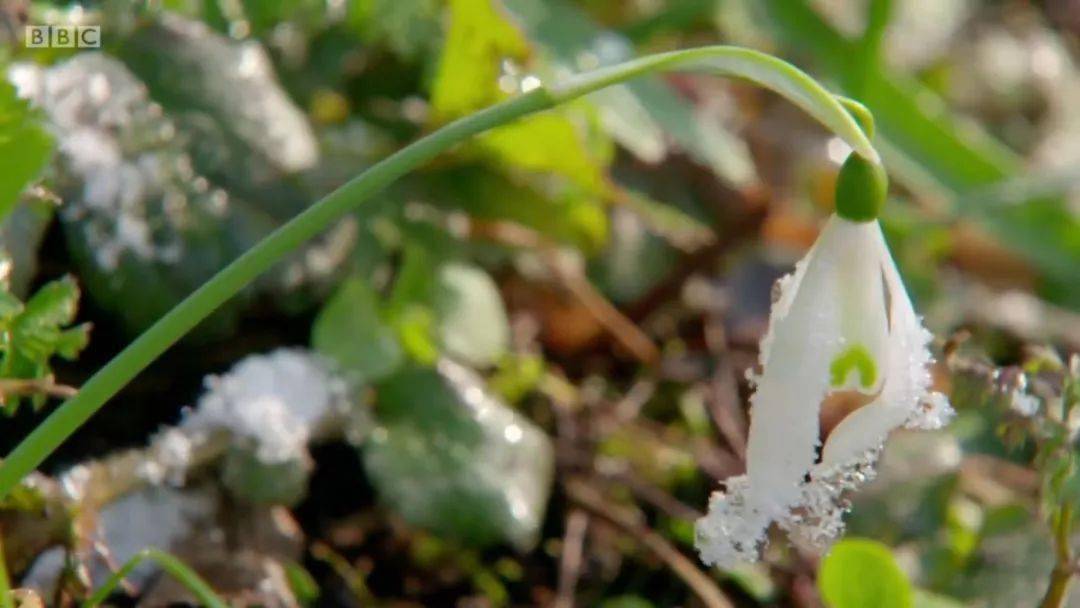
[81,548,226,608]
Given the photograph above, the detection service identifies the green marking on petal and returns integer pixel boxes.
[830,344,878,389]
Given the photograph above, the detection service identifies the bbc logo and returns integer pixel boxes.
[25,25,101,48]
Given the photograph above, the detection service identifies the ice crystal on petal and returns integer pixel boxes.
[694,476,769,568]
[780,450,880,552]
[904,391,956,430]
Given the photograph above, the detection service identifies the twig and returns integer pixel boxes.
[565,480,733,608]
[705,341,748,463]
[0,377,78,402]
[593,463,703,522]
[554,509,589,608]
[551,257,661,364]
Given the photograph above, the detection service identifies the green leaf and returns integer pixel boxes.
[818,539,913,608]
[394,305,441,365]
[434,262,510,368]
[20,275,79,328]
[0,201,54,298]
[0,291,21,319]
[478,111,609,194]
[426,168,609,251]
[431,0,613,194]
[365,362,554,550]
[488,353,544,404]
[386,243,510,367]
[54,325,91,361]
[120,15,319,179]
[220,444,311,506]
[430,0,529,122]
[387,243,438,315]
[0,276,89,413]
[33,53,251,336]
[0,81,53,222]
[312,274,403,384]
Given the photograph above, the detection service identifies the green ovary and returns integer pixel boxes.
[830,344,878,389]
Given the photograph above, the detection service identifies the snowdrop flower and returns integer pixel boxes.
[695,153,953,567]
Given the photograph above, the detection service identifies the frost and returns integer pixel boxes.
[9,54,224,272]
[1011,391,1041,417]
[695,476,769,566]
[780,450,880,553]
[181,349,351,465]
[695,452,884,569]
[22,485,218,595]
[138,427,196,485]
[1004,373,1042,417]
[98,485,217,572]
[905,391,956,430]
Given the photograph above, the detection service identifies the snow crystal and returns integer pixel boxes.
[780,450,880,552]
[1011,391,1041,417]
[694,476,770,567]
[181,349,351,464]
[905,391,957,430]
[8,54,224,271]
[138,427,196,485]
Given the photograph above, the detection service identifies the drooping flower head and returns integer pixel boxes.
[695,153,953,567]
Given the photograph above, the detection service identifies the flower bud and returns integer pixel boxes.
[835,153,888,222]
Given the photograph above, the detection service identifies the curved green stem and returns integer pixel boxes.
[0,45,879,499]
[549,46,877,162]
[81,548,226,608]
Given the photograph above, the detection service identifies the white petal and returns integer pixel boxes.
[821,224,936,466]
[746,218,888,511]
[697,216,887,566]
